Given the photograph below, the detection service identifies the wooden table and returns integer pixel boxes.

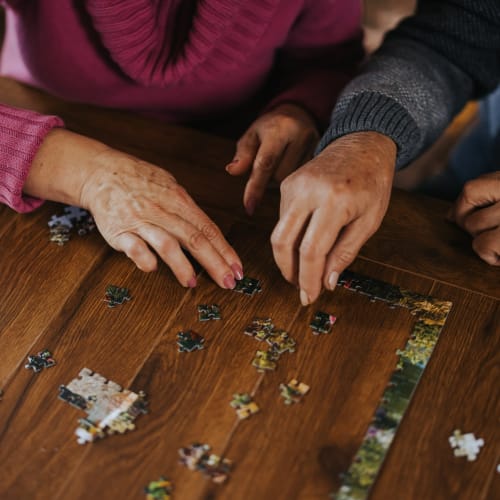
[0,78,498,500]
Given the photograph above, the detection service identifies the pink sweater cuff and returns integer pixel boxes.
[0,104,64,213]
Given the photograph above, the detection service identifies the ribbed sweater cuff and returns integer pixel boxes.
[316,92,421,168]
[0,105,64,213]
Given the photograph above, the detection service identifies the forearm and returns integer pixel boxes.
[318,0,500,168]
[0,104,63,212]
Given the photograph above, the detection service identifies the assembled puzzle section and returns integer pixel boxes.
[333,270,452,500]
[58,368,148,444]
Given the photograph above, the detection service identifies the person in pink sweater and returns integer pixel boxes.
[0,0,363,291]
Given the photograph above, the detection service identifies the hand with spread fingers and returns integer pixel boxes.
[226,103,320,215]
[448,171,500,265]
[26,129,244,289]
[270,131,397,306]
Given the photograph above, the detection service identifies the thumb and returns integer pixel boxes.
[226,130,260,176]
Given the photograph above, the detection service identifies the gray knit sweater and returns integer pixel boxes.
[318,0,500,168]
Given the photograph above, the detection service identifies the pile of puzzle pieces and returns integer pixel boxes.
[58,368,148,444]
[48,205,95,246]
[244,317,297,372]
[179,443,232,484]
[449,429,485,461]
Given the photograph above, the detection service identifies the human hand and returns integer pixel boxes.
[226,103,320,215]
[448,171,500,265]
[27,130,243,288]
[270,131,396,305]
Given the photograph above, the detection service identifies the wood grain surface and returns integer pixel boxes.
[0,78,498,500]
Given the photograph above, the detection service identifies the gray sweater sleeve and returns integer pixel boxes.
[317,0,500,169]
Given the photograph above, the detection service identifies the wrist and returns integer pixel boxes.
[320,131,397,170]
[24,129,110,208]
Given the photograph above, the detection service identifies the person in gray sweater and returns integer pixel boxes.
[270,0,500,306]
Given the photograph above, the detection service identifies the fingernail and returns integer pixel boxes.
[187,276,197,288]
[231,263,244,281]
[225,159,239,172]
[246,197,257,216]
[300,289,310,306]
[223,273,236,289]
[327,271,339,291]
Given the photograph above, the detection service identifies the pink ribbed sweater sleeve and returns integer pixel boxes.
[0,104,64,213]
[265,0,364,131]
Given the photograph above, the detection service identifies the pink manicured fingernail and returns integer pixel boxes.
[187,276,197,288]
[327,271,339,291]
[246,197,257,216]
[231,263,244,281]
[223,273,236,289]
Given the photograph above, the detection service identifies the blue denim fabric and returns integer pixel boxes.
[420,86,500,200]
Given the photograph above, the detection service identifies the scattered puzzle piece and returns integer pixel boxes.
[267,330,296,354]
[279,379,310,405]
[144,476,173,500]
[251,349,279,372]
[25,349,56,373]
[233,276,262,296]
[230,393,259,420]
[198,304,221,321]
[244,317,274,341]
[177,330,205,352]
[104,285,131,308]
[58,367,148,444]
[179,443,232,484]
[48,213,73,229]
[309,311,336,335]
[75,215,96,236]
[449,429,484,461]
[49,224,71,246]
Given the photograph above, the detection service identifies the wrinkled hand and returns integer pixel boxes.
[449,171,500,265]
[271,131,396,305]
[79,148,243,288]
[226,103,320,215]
[28,130,243,288]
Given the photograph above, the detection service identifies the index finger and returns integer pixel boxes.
[186,203,244,279]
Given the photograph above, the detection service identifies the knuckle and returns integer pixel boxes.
[334,248,357,267]
[157,236,177,256]
[200,222,219,241]
[255,154,277,172]
[299,240,321,260]
[188,229,206,251]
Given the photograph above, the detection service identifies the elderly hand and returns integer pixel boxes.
[449,171,500,265]
[226,103,320,215]
[26,129,243,288]
[270,131,396,305]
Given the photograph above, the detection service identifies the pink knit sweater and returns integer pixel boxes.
[0,0,362,212]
